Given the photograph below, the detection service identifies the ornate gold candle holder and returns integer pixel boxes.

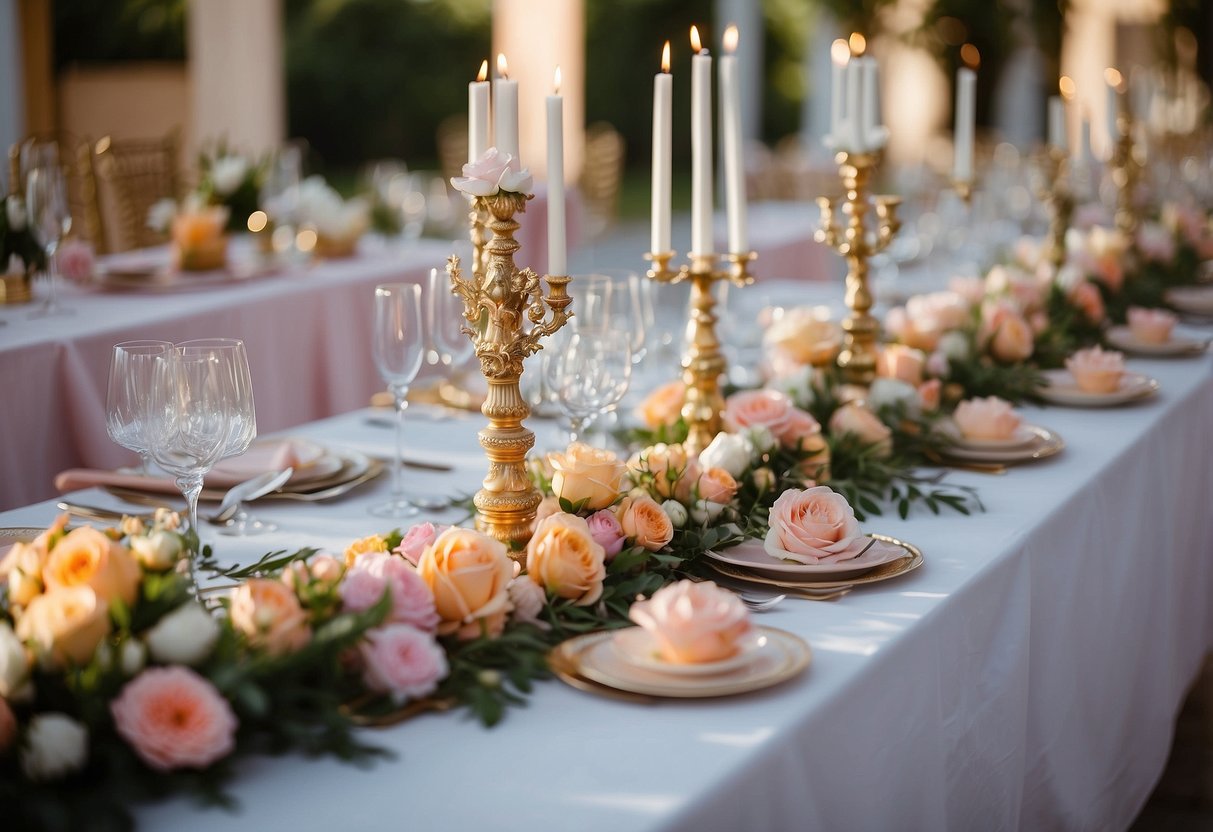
[1110,106,1143,240]
[447,190,572,548]
[1037,147,1074,271]
[644,249,756,454]
[815,151,902,387]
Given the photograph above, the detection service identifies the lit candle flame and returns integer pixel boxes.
[554,66,562,95]
[849,32,866,56]
[830,38,850,66]
[661,40,671,73]
[497,53,509,80]
[477,59,488,82]
[1104,67,1123,89]
[690,25,702,54]
[1059,75,1076,100]
[960,43,980,69]
[723,25,738,54]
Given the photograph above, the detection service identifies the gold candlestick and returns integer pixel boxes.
[1110,103,1142,240]
[645,249,756,454]
[815,151,902,387]
[448,190,572,548]
[1037,147,1074,272]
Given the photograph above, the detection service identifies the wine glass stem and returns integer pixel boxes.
[177,474,203,592]
[392,387,409,499]
[568,415,585,447]
[45,254,57,312]
[138,451,153,476]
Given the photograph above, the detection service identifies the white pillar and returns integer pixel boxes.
[492,0,584,183]
[715,0,762,141]
[0,0,23,194]
[187,0,285,158]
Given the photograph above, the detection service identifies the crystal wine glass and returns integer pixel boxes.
[106,340,175,474]
[25,144,73,318]
[262,144,303,256]
[425,266,474,370]
[371,282,425,518]
[546,328,633,446]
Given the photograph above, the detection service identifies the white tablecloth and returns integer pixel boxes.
[3,295,1211,830]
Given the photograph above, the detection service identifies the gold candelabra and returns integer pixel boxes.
[644,249,756,454]
[447,191,572,548]
[1039,147,1074,272]
[1110,102,1143,240]
[815,151,902,387]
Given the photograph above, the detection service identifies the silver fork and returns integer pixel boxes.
[737,593,786,612]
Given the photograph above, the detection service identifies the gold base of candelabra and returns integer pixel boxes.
[1037,147,1074,272]
[449,191,572,550]
[645,249,755,454]
[816,151,901,387]
[1111,109,1143,240]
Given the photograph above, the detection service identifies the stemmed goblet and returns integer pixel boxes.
[546,327,633,446]
[370,282,425,518]
[106,340,175,474]
[24,143,73,318]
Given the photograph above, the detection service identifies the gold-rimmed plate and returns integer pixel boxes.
[941,425,1064,464]
[550,626,811,699]
[93,259,280,293]
[706,535,906,580]
[704,533,922,590]
[1166,285,1213,315]
[1038,369,1159,407]
[1105,326,1210,357]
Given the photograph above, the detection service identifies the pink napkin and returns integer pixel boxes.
[208,438,314,487]
[55,469,178,495]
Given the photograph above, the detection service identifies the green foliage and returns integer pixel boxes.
[945,352,1046,404]
[0,195,48,274]
[53,0,187,69]
[1032,283,1104,369]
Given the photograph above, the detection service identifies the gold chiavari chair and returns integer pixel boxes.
[580,122,625,240]
[86,129,181,253]
[7,134,99,248]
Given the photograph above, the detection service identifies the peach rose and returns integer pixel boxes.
[526,514,606,606]
[16,586,111,668]
[549,443,627,511]
[763,306,843,365]
[42,526,141,608]
[1128,307,1176,344]
[1069,280,1106,325]
[949,276,986,305]
[635,380,686,429]
[876,344,926,386]
[918,379,942,412]
[229,578,312,656]
[906,290,970,336]
[629,580,751,664]
[989,313,1034,363]
[724,390,820,449]
[764,486,869,564]
[0,513,67,583]
[1065,346,1125,393]
[616,495,675,552]
[953,396,1022,440]
[110,666,237,772]
[694,467,739,504]
[628,443,698,500]
[884,306,939,352]
[534,495,563,527]
[828,403,893,457]
[417,528,514,640]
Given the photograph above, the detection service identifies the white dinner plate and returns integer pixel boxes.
[209,438,337,488]
[938,421,1037,450]
[1038,369,1159,407]
[1165,285,1213,315]
[1105,326,1210,357]
[706,535,907,580]
[612,628,765,677]
[941,424,1065,463]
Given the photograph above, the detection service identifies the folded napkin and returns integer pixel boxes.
[55,469,179,496]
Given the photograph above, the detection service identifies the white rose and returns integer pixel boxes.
[210,156,249,196]
[146,198,177,233]
[5,195,26,231]
[768,364,816,407]
[0,622,30,697]
[120,639,146,676]
[866,378,919,412]
[21,713,88,781]
[743,425,779,456]
[937,330,970,361]
[130,530,184,571]
[660,500,688,529]
[689,499,728,525]
[698,432,753,478]
[144,603,220,666]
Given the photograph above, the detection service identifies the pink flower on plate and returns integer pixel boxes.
[1065,346,1125,393]
[56,239,95,284]
[395,522,444,567]
[110,666,237,772]
[1127,307,1176,345]
[359,624,449,705]
[585,509,626,561]
[450,148,533,197]
[340,552,439,632]
[952,396,1021,440]
[628,580,752,664]
[764,486,869,564]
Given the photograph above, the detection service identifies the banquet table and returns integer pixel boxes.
[4,283,1211,831]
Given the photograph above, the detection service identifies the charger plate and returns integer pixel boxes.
[704,534,922,590]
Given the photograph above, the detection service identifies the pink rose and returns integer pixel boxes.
[918,379,941,412]
[876,344,926,386]
[55,239,95,284]
[828,402,893,457]
[229,579,311,656]
[764,486,869,564]
[628,579,752,664]
[395,522,443,567]
[1065,346,1124,393]
[450,147,533,197]
[340,552,439,632]
[952,396,1022,440]
[723,390,820,449]
[359,623,448,704]
[508,574,550,629]
[585,509,626,561]
[1070,281,1106,325]
[1127,306,1176,344]
[110,666,237,771]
